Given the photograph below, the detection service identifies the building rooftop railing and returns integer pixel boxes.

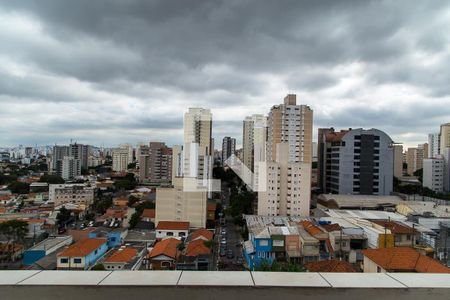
[1,271,450,300]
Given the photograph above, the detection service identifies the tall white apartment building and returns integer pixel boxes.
[112,147,130,172]
[61,156,81,180]
[257,143,311,217]
[428,133,440,158]
[423,157,444,192]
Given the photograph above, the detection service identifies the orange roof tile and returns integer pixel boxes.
[191,228,214,241]
[300,220,324,236]
[141,208,155,219]
[322,223,341,232]
[57,238,107,257]
[305,260,358,272]
[371,220,416,234]
[325,130,349,142]
[156,221,190,231]
[149,238,180,259]
[362,247,450,273]
[104,248,137,263]
[185,239,211,257]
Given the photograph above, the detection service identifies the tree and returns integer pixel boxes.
[7,181,30,194]
[128,212,141,229]
[0,220,28,261]
[127,195,140,207]
[92,263,106,270]
[56,207,71,226]
[39,175,65,184]
[413,168,423,183]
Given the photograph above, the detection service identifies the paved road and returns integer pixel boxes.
[215,182,245,271]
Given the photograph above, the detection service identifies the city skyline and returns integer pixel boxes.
[1,1,450,148]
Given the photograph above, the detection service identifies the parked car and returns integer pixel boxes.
[236,256,244,265]
[220,247,226,256]
[220,238,227,245]
[227,249,234,259]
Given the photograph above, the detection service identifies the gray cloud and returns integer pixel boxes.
[0,0,450,148]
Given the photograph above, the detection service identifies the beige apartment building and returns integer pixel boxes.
[393,144,403,178]
[258,143,311,217]
[138,142,172,185]
[242,114,267,171]
[155,108,212,229]
[406,143,428,175]
[155,177,207,228]
[267,94,313,164]
[112,147,130,172]
[49,184,95,209]
[257,95,313,217]
[440,123,450,151]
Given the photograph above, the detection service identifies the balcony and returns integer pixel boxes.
[0,271,449,300]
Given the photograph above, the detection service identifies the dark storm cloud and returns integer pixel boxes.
[1,0,450,147]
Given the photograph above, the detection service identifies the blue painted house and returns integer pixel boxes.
[243,227,273,270]
[88,228,128,248]
[57,238,108,270]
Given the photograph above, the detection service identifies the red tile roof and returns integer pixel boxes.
[57,238,107,257]
[207,203,216,212]
[371,220,416,234]
[141,208,155,219]
[322,223,342,232]
[301,220,324,236]
[363,247,450,273]
[185,239,211,257]
[104,248,137,263]
[190,228,214,241]
[156,221,190,231]
[149,238,181,259]
[305,260,358,272]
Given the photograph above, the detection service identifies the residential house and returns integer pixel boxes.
[147,237,181,270]
[23,236,73,265]
[305,259,358,272]
[244,227,273,270]
[57,238,108,270]
[141,208,155,223]
[88,227,128,248]
[362,247,450,273]
[156,221,190,240]
[370,220,417,247]
[182,239,212,270]
[300,221,333,260]
[102,245,145,270]
[297,225,320,263]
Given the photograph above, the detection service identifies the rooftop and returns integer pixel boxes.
[318,194,402,209]
[362,247,450,273]
[185,239,211,257]
[148,238,180,259]
[27,236,72,251]
[156,221,190,231]
[104,248,138,263]
[58,238,107,257]
[305,260,358,272]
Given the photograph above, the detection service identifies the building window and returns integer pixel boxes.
[73,258,82,264]
[167,232,174,236]
[60,258,68,264]
[377,266,381,273]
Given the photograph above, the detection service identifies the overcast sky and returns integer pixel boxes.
[1,0,450,149]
